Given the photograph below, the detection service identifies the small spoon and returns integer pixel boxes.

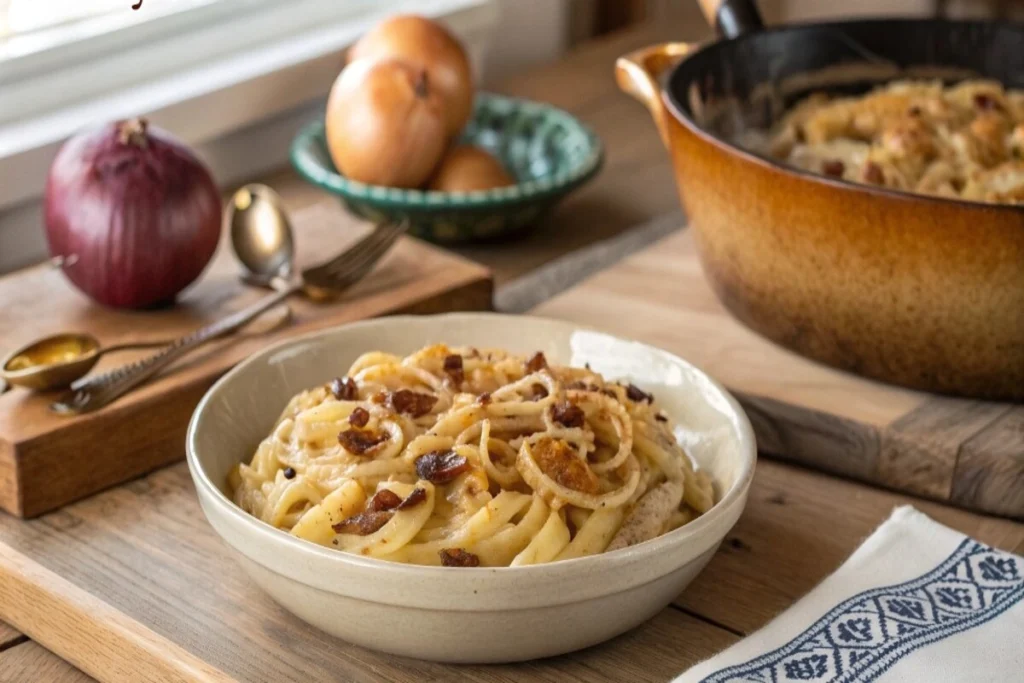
[0,333,170,392]
[227,183,295,289]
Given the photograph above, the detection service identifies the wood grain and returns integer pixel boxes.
[879,399,1013,500]
[0,464,736,681]
[0,204,492,518]
[0,458,1018,681]
[952,407,1024,517]
[0,642,95,683]
[532,229,1022,517]
[737,394,879,482]
[675,459,1024,633]
[0,539,235,682]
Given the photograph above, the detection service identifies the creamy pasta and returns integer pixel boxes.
[766,79,1024,203]
[229,345,715,567]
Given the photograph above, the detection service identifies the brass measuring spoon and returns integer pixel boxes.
[0,333,170,392]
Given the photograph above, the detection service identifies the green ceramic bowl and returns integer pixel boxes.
[290,92,603,243]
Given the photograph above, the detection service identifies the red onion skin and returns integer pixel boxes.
[44,120,222,309]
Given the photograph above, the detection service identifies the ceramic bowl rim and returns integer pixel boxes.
[289,92,605,210]
[187,313,756,600]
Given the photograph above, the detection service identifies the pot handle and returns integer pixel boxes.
[697,0,764,38]
[615,42,694,149]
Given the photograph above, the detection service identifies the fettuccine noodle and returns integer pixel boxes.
[230,345,715,567]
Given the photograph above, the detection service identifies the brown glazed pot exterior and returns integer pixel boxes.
[617,44,1024,401]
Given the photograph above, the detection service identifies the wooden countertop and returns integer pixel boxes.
[3,20,1020,682]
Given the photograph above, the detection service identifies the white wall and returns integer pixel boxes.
[483,0,570,82]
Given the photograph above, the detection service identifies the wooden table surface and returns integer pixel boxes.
[2,21,1021,683]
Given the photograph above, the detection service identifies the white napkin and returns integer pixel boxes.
[677,506,1024,683]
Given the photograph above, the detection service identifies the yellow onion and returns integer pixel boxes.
[326,59,447,188]
[429,145,514,192]
[349,15,474,138]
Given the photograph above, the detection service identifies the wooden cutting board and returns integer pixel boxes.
[0,203,492,519]
[533,229,1024,519]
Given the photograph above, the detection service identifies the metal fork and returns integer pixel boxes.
[52,221,407,415]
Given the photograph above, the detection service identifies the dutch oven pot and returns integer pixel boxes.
[616,0,1024,400]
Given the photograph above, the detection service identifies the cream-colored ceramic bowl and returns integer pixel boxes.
[186,313,756,663]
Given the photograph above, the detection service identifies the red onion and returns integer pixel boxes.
[44,118,222,309]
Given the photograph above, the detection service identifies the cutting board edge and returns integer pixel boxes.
[0,538,238,682]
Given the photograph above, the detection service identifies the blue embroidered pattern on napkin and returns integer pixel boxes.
[700,539,1023,683]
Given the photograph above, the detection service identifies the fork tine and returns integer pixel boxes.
[302,221,405,289]
[310,233,399,290]
[315,225,402,282]
[303,222,399,278]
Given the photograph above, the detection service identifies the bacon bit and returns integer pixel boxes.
[371,391,387,404]
[655,413,668,423]
[332,511,392,535]
[600,388,617,398]
[525,351,548,374]
[821,159,845,177]
[282,467,296,479]
[415,450,471,484]
[532,437,599,494]
[388,389,438,417]
[443,354,464,385]
[863,162,885,185]
[439,548,480,567]
[338,428,388,455]
[330,377,358,401]
[974,93,999,110]
[625,384,654,404]
[366,488,403,512]
[551,401,585,428]
[366,487,427,513]
[396,487,428,510]
[348,407,370,428]
[477,392,492,406]
[531,383,549,400]
[908,105,922,117]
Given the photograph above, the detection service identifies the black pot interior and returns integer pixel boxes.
[667,19,1024,142]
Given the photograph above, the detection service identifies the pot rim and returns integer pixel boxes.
[660,17,1024,215]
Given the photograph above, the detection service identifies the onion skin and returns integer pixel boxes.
[428,145,514,192]
[44,119,221,309]
[349,15,474,138]
[326,59,447,188]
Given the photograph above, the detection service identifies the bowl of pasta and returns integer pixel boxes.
[186,313,756,662]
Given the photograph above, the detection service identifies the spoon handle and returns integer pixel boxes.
[52,285,299,415]
[96,339,176,356]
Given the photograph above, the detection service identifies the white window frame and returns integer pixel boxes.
[0,0,500,271]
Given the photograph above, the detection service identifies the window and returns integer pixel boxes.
[1,0,200,39]
[0,0,499,272]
